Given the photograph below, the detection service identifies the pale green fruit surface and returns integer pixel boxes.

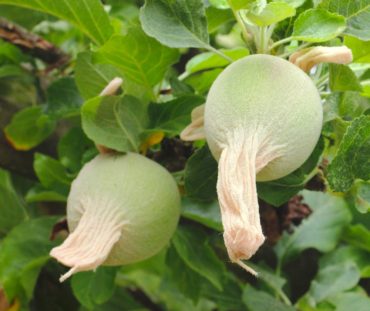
[204,54,323,181]
[67,152,180,265]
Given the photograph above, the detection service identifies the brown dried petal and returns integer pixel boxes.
[180,104,206,141]
[100,77,123,96]
[50,198,126,282]
[216,128,285,275]
[95,77,123,154]
[290,46,353,72]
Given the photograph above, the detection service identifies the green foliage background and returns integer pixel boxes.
[0,0,369,310]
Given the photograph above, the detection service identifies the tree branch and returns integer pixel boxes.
[0,18,69,66]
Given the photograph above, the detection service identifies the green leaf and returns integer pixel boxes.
[0,40,26,63]
[258,183,301,207]
[351,180,370,213]
[329,64,363,92]
[323,92,342,123]
[0,0,113,45]
[0,64,24,78]
[275,191,351,264]
[140,0,209,48]
[81,148,99,167]
[242,286,295,311]
[323,118,351,147]
[46,77,83,118]
[185,68,223,95]
[320,0,370,41]
[75,52,122,100]
[81,95,148,152]
[172,225,226,290]
[165,246,202,303]
[248,263,289,304]
[34,153,72,195]
[319,0,368,16]
[58,127,94,173]
[292,9,346,42]
[319,246,370,278]
[342,224,370,252]
[181,198,222,231]
[185,48,249,74]
[0,5,50,29]
[95,27,179,96]
[118,251,166,297]
[344,36,370,63]
[229,0,255,10]
[4,106,56,151]
[296,298,338,311]
[206,6,234,33]
[257,137,324,206]
[26,185,67,204]
[327,116,370,192]
[306,262,361,304]
[331,292,370,311]
[71,267,118,310]
[277,0,307,9]
[246,2,296,26]
[169,77,195,97]
[0,217,59,301]
[0,168,27,235]
[256,265,286,292]
[362,85,370,99]
[209,0,229,10]
[202,273,244,311]
[119,250,209,311]
[91,288,148,311]
[184,145,218,202]
[323,91,370,123]
[147,95,204,136]
[0,73,37,106]
[257,183,301,207]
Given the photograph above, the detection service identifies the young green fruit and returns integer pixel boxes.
[50,153,180,281]
[204,54,322,274]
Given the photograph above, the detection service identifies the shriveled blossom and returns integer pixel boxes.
[96,77,123,154]
[180,104,206,141]
[289,46,353,72]
[100,77,123,96]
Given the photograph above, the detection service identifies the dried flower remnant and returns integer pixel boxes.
[100,77,123,96]
[180,104,206,141]
[94,77,123,154]
[289,46,353,72]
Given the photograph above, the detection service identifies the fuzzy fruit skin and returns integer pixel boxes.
[66,152,180,265]
[205,54,323,181]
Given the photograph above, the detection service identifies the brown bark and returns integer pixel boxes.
[0,289,10,311]
[0,18,69,66]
